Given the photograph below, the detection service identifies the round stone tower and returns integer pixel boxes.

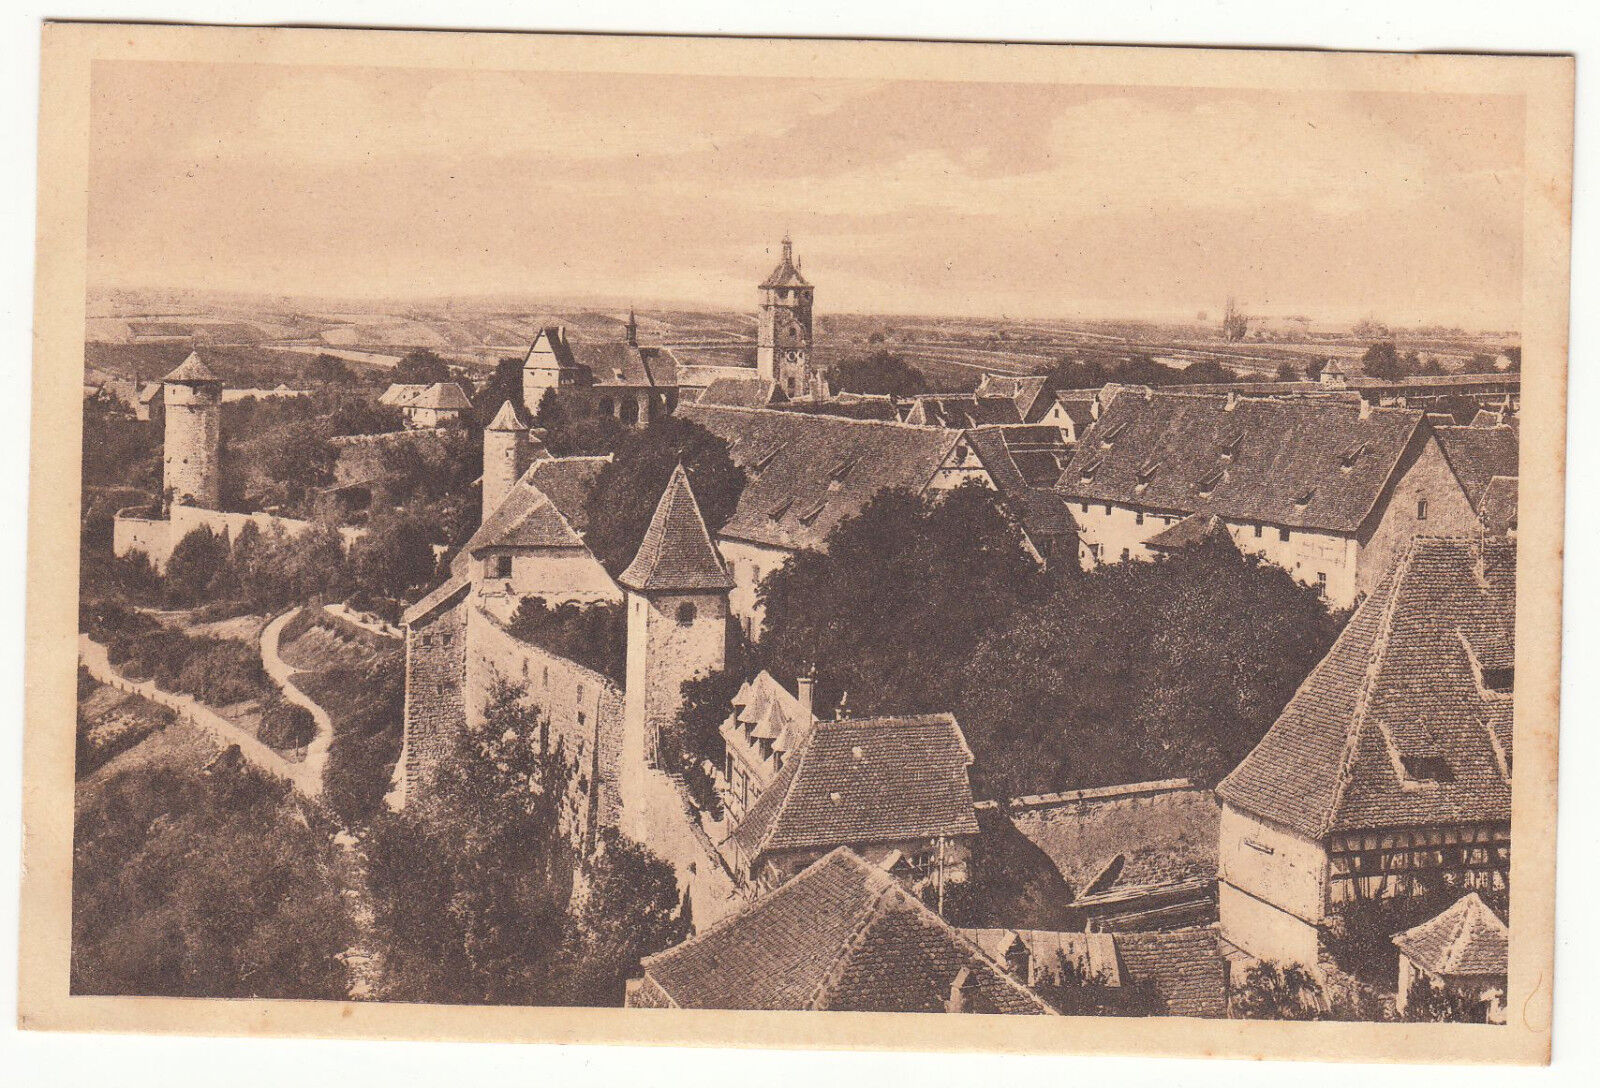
[161,352,223,511]
[483,400,532,520]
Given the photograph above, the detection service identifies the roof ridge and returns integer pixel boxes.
[802,858,902,1010]
[896,882,1058,1014]
[686,402,952,434]
[1320,541,1416,837]
[750,718,818,858]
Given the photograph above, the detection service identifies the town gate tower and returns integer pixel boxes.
[756,235,822,399]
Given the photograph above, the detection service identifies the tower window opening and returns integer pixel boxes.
[676,601,698,626]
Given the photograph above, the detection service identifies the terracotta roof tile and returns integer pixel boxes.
[1113,927,1231,1018]
[618,463,735,593]
[1434,424,1519,509]
[640,848,1052,1013]
[1217,537,1515,838]
[1393,893,1508,979]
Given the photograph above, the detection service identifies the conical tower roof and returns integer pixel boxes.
[487,399,527,431]
[162,351,219,383]
[760,234,811,289]
[618,463,735,593]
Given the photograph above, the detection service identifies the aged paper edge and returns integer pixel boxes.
[18,21,1573,1064]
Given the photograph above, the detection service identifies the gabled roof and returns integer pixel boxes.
[1144,512,1238,553]
[1050,391,1099,433]
[639,848,1052,1013]
[903,394,1023,428]
[1057,392,1428,534]
[680,404,962,552]
[162,352,219,383]
[1478,476,1518,536]
[401,571,471,627]
[1112,928,1230,1018]
[961,428,1080,546]
[452,454,610,574]
[975,373,1051,422]
[1392,893,1508,979]
[724,671,814,755]
[1434,424,1519,509]
[1217,537,1516,839]
[725,713,979,864]
[696,375,778,409]
[524,326,679,388]
[618,463,735,593]
[408,382,473,411]
[379,383,430,407]
[759,236,812,290]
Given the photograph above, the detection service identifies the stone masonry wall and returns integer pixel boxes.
[400,598,468,802]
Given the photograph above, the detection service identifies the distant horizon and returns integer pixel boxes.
[90,64,1524,333]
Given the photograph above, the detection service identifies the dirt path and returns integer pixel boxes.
[78,634,323,798]
[259,608,335,794]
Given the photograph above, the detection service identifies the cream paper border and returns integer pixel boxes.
[19,22,1572,1064]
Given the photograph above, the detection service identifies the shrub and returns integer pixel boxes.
[508,597,627,685]
[259,700,317,751]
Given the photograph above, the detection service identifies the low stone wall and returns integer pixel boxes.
[113,503,366,571]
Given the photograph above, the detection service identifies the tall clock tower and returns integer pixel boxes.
[755,235,822,399]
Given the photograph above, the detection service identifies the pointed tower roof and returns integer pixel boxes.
[760,234,812,289]
[487,399,527,431]
[619,463,735,593]
[162,352,219,383]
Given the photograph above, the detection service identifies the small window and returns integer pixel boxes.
[1120,548,1131,563]
[1253,524,1263,539]
[1402,755,1454,783]
[1244,838,1275,855]
[489,554,513,579]
[1417,498,1429,520]
[1316,571,1327,593]
[1279,527,1291,543]
[1081,502,1090,514]
[1135,512,1145,526]
[1104,504,1113,516]
[577,683,585,702]
[676,601,698,626]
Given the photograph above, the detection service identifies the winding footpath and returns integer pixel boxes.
[258,607,335,792]
[79,632,324,798]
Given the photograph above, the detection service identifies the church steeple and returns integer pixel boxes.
[625,307,638,346]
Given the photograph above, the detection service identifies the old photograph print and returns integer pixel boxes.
[26,24,1570,1059]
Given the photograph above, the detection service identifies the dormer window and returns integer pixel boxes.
[1340,442,1367,471]
[1197,468,1224,498]
[1294,488,1315,510]
[1099,422,1129,449]
[1135,460,1161,486]
[829,456,855,483]
[1079,458,1103,484]
[797,500,826,525]
[753,445,783,473]
[488,554,513,579]
[1220,433,1243,463]
[1482,666,1514,694]
[767,496,795,520]
[1401,755,1454,783]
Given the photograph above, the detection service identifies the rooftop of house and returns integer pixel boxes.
[975,373,1051,422]
[401,570,471,627]
[1217,537,1516,840]
[1434,424,1519,510]
[379,383,431,407]
[618,463,736,593]
[525,325,680,389]
[1392,893,1509,979]
[486,399,527,431]
[694,375,780,409]
[408,382,474,411]
[163,352,220,384]
[724,713,980,864]
[679,404,963,553]
[1478,476,1519,536]
[903,393,1024,428]
[723,671,814,759]
[676,363,767,390]
[1056,390,1429,535]
[1000,781,1220,901]
[760,236,812,291]
[638,848,1052,1013]
[1144,512,1238,553]
[451,454,610,574]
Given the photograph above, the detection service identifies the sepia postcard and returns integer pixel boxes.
[20,22,1571,1065]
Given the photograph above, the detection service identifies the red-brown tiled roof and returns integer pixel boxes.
[1393,893,1508,979]
[639,848,1052,1013]
[1113,927,1231,1018]
[618,463,735,593]
[976,373,1051,422]
[904,394,1023,428]
[695,375,778,409]
[1144,512,1237,553]
[1434,424,1519,509]
[409,382,473,410]
[1057,392,1429,534]
[725,714,979,864]
[1217,537,1516,839]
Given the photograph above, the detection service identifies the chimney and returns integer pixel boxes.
[1224,392,1239,411]
[1359,397,1373,420]
[796,672,815,726]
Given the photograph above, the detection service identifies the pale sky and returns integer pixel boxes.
[88,61,1526,327]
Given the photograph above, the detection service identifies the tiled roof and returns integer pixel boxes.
[961,429,1079,546]
[1217,537,1516,839]
[1056,392,1428,534]
[379,383,430,407]
[1434,424,1519,509]
[618,463,736,593]
[975,373,1051,422]
[453,455,609,573]
[1050,392,1099,432]
[486,399,527,431]
[724,671,814,755]
[639,848,1053,1013]
[1393,892,1508,979]
[903,394,1023,428]
[409,382,474,411]
[695,375,778,408]
[679,404,961,552]
[724,714,979,863]
[401,571,471,627]
[162,352,219,383]
[528,326,679,388]
[1144,512,1237,552]
[677,364,767,390]
[1113,927,1230,1018]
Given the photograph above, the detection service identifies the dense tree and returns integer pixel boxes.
[553,829,686,1006]
[758,482,1042,720]
[954,541,1338,796]
[80,399,161,493]
[258,700,317,750]
[829,349,929,397]
[1461,352,1501,374]
[581,417,745,576]
[350,508,442,600]
[1360,341,1409,380]
[389,349,452,387]
[163,526,232,607]
[1275,361,1300,382]
[1177,358,1240,384]
[474,358,526,426]
[532,393,630,456]
[71,754,353,999]
[301,353,357,384]
[1503,345,1522,370]
[253,418,339,508]
[1231,961,1328,1020]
